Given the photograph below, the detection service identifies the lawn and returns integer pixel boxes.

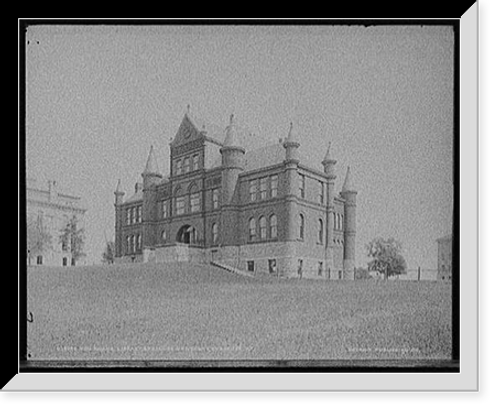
[26,262,452,361]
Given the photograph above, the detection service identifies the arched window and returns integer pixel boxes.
[212,188,220,209]
[259,216,267,240]
[318,219,323,244]
[212,222,219,244]
[270,214,277,239]
[299,214,305,240]
[249,217,256,241]
[161,230,167,242]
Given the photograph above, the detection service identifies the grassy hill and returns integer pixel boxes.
[26,262,452,361]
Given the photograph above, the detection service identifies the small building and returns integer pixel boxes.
[114,108,358,279]
[437,235,452,281]
[26,178,86,266]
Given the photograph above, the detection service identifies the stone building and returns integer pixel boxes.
[26,178,86,266]
[114,109,357,279]
[437,235,452,281]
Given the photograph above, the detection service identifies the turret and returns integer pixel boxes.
[141,146,162,253]
[321,141,337,178]
[114,179,125,258]
[340,166,357,280]
[220,114,245,205]
[282,122,301,242]
[114,179,125,206]
[283,122,300,163]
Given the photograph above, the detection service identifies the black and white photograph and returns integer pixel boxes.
[13,15,480,393]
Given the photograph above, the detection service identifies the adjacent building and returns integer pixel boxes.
[26,178,87,266]
[114,109,357,279]
[437,235,452,281]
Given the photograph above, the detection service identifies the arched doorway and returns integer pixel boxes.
[177,225,197,245]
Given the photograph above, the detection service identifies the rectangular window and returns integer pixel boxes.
[259,177,268,200]
[319,181,324,204]
[175,196,185,215]
[318,261,323,277]
[250,179,257,202]
[127,208,132,225]
[193,154,200,171]
[247,260,255,272]
[297,259,303,277]
[37,255,43,265]
[190,192,200,213]
[176,159,182,176]
[270,174,278,197]
[212,188,220,209]
[183,157,190,174]
[268,259,277,274]
[137,206,142,223]
[162,200,168,219]
[299,174,305,198]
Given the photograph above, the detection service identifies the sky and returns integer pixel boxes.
[24,24,454,272]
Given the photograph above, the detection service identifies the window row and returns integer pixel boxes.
[126,206,142,225]
[299,174,328,205]
[298,214,343,243]
[246,258,278,275]
[125,233,142,255]
[249,175,278,202]
[248,214,278,242]
[174,153,200,176]
[160,188,219,218]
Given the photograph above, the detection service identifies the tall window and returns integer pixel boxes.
[250,179,257,201]
[340,214,344,230]
[318,261,323,277]
[268,259,277,274]
[299,214,305,240]
[259,177,268,200]
[319,181,324,204]
[333,213,338,230]
[176,159,182,176]
[127,208,132,225]
[249,217,256,241]
[137,206,142,223]
[189,187,200,213]
[270,214,277,239]
[297,259,303,278]
[161,200,168,219]
[131,207,136,224]
[136,234,142,251]
[259,216,267,239]
[212,188,220,209]
[318,219,324,244]
[212,222,219,244]
[270,174,278,198]
[192,154,200,171]
[175,188,185,215]
[299,174,305,198]
[183,157,190,174]
[130,235,136,253]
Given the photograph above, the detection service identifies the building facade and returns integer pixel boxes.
[26,178,87,266]
[114,110,357,279]
[437,235,452,281]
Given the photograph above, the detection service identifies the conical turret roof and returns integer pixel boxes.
[143,145,161,177]
[342,166,355,192]
[284,122,299,146]
[223,114,240,147]
[114,179,124,194]
[322,141,336,164]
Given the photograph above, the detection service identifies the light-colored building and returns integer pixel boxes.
[26,178,86,266]
[114,109,358,279]
[437,235,452,281]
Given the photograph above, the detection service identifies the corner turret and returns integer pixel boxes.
[220,114,245,205]
[340,166,358,280]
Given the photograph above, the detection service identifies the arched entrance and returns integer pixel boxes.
[176,225,197,245]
